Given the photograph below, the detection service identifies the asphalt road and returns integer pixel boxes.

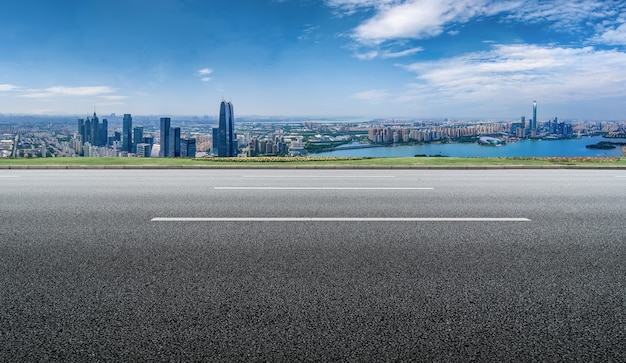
[1,169,625,361]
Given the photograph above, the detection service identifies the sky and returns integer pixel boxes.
[1,0,626,120]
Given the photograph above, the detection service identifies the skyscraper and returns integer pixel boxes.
[133,126,143,153]
[91,112,99,146]
[122,114,133,153]
[100,118,108,147]
[168,127,181,157]
[212,127,219,155]
[160,117,171,157]
[218,101,235,157]
[181,138,196,157]
[531,101,537,131]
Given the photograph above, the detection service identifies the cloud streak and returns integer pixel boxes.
[197,68,213,76]
[0,84,18,92]
[19,86,116,99]
[196,68,214,82]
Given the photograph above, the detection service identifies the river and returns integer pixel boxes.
[315,136,626,158]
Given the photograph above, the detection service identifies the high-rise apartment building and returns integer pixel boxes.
[122,114,133,153]
[160,117,171,157]
[218,101,235,157]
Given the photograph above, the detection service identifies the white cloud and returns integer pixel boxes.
[381,47,423,58]
[354,47,423,60]
[325,0,400,16]
[19,86,116,99]
[342,0,519,45]
[0,84,18,92]
[196,68,214,82]
[298,24,320,41]
[329,0,626,46]
[593,22,626,46]
[355,51,379,60]
[395,44,626,106]
[196,68,213,76]
[505,0,626,33]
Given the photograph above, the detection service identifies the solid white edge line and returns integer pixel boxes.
[152,217,531,222]
[215,187,433,190]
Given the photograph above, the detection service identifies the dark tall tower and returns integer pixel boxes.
[91,112,99,146]
[218,101,235,157]
[78,118,85,144]
[133,126,143,153]
[168,127,181,157]
[212,127,219,155]
[100,118,108,146]
[532,101,537,131]
[160,117,171,157]
[122,114,133,153]
[84,118,92,145]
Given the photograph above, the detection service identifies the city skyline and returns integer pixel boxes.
[1,1,626,119]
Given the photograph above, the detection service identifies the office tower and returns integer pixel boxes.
[91,112,100,146]
[169,127,181,157]
[520,116,525,129]
[78,118,85,144]
[100,119,108,146]
[531,101,537,131]
[212,128,219,155]
[180,138,196,157]
[133,126,143,153]
[84,118,92,145]
[143,135,154,151]
[122,114,132,153]
[160,117,171,157]
[218,101,235,157]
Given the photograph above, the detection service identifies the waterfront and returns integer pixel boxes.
[316,136,626,158]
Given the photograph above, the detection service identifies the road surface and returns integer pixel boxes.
[1,169,624,361]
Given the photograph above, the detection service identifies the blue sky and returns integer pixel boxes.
[1,0,626,119]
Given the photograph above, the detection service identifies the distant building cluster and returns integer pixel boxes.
[248,136,289,156]
[368,123,509,143]
[74,112,198,158]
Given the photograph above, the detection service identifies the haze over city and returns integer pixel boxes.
[1,0,626,119]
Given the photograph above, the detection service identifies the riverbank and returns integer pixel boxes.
[1,156,625,169]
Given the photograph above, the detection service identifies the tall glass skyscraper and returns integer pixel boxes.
[530,101,537,131]
[168,127,181,157]
[160,117,171,157]
[218,101,235,157]
[132,126,143,153]
[122,114,133,153]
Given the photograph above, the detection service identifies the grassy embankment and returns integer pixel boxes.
[0,156,625,167]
